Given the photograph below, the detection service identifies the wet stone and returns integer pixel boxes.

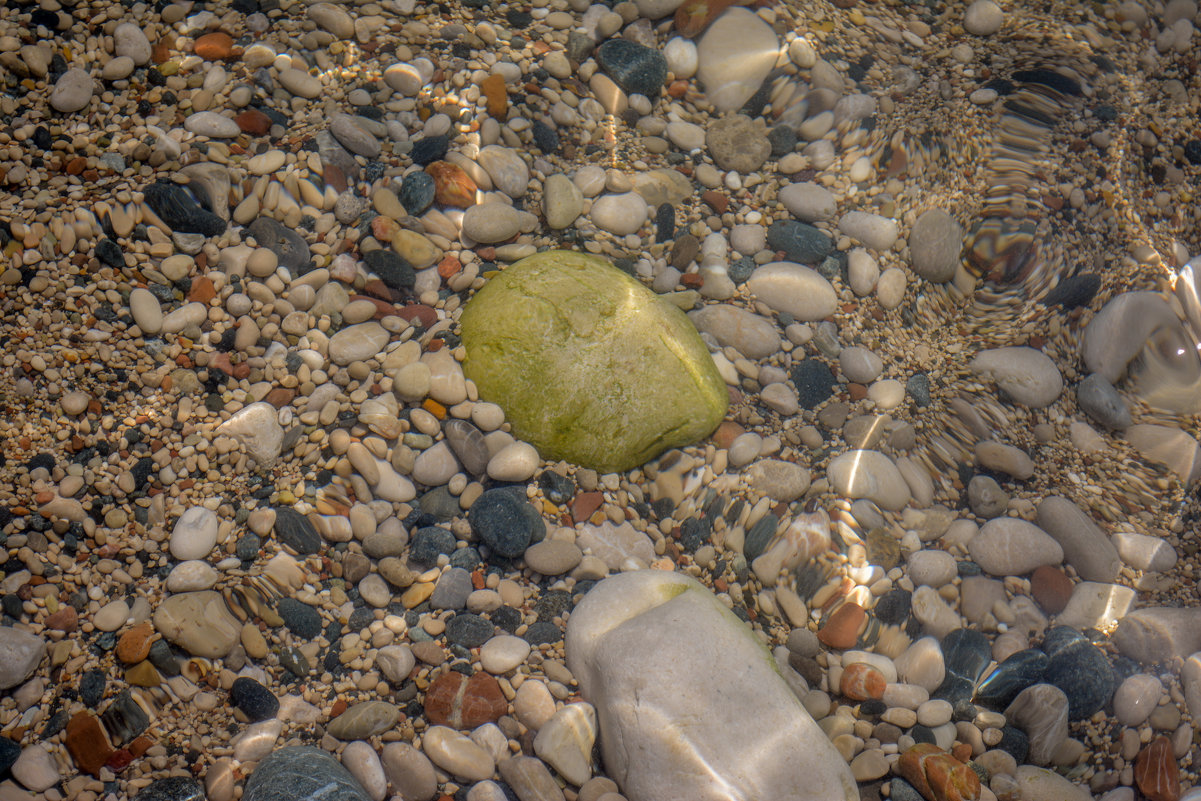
[231,677,279,722]
[398,171,436,216]
[243,746,371,801]
[767,220,834,264]
[410,527,457,568]
[791,360,838,409]
[468,489,541,559]
[80,669,106,707]
[248,217,312,274]
[596,39,667,97]
[445,613,494,648]
[410,134,449,166]
[327,701,400,740]
[363,249,416,292]
[1041,626,1115,720]
[973,650,1047,710]
[276,598,322,639]
[274,508,321,555]
[103,689,149,744]
[132,777,205,801]
[874,588,911,625]
[143,182,226,237]
[941,629,991,683]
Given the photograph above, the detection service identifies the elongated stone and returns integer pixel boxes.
[565,571,858,801]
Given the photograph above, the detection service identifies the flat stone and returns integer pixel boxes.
[968,518,1063,576]
[1113,607,1201,662]
[169,506,218,561]
[459,251,726,472]
[329,323,390,366]
[565,571,858,801]
[50,68,94,113]
[746,262,837,322]
[1125,424,1201,485]
[695,8,779,112]
[687,304,780,359]
[595,39,667,97]
[0,628,45,690]
[907,209,962,283]
[1035,496,1121,582]
[217,402,284,467]
[244,747,371,801]
[424,670,508,730]
[706,115,770,173]
[248,216,311,273]
[327,701,400,740]
[827,450,911,511]
[590,192,648,236]
[1112,531,1177,573]
[838,211,898,251]
[1113,674,1164,726]
[1004,684,1069,765]
[766,220,834,264]
[533,702,597,786]
[779,182,836,223]
[1076,373,1131,430]
[462,202,538,243]
[153,591,240,658]
[968,347,1063,408]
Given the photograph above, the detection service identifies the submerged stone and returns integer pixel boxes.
[565,571,858,801]
[143,182,226,237]
[459,250,727,472]
[243,747,371,801]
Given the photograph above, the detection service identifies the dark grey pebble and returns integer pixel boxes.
[231,676,279,722]
[243,747,371,801]
[276,598,323,639]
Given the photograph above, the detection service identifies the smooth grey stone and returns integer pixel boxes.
[243,747,371,801]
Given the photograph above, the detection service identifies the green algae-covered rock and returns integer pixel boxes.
[459,250,727,472]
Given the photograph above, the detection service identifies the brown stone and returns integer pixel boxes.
[397,304,437,329]
[674,0,743,37]
[187,276,216,304]
[426,161,478,208]
[1030,565,1073,615]
[115,622,155,664]
[817,602,864,650]
[411,640,446,666]
[264,388,296,408]
[701,190,728,213]
[235,109,272,136]
[481,74,508,121]
[424,671,508,730]
[125,661,161,687]
[66,712,115,776]
[194,32,234,60]
[45,606,78,632]
[571,492,604,524]
[711,420,745,449]
[1135,736,1180,801]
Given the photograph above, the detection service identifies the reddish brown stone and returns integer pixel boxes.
[817,602,864,650]
[66,157,87,175]
[45,606,78,632]
[194,32,234,60]
[840,662,886,701]
[680,273,704,289]
[397,304,437,329]
[712,420,745,449]
[1030,565,1072,615]
[66,712,115,776]
[264,388,296,408]
[371,215,400,242]
[897,743,980,801]
[571,492,604,524]
[481,74,508,121]
[437,255,462,280]
[151,38,173,65]
[701,190,728,213]
[235,109,272,136]
[1136,736,1180,801]
[187,276,216,304]
[848,383,868,400]
[424,671,507,730]
[426,161,478,208]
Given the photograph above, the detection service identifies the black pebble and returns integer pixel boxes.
[906,373,932,407]
[537,471,574,504]
[410,135,449,166]
[523,621,562,645]
[363,249,416,292]
[0,738,20,775]
[873,589,911,625]
[531,120,559,154]
[790,360,837,409]
[230,677,279,722]
[276,598,323,639]
[1041,273,1099,310]
[410,527,457,568]
[80,669,106,707]
[653,203,674,244]
[273,507,321,555]
[444,613,494,648]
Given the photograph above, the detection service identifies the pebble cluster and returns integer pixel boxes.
[1,0,1201,799]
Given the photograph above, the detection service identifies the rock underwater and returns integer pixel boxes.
[458,250,728,472]
[565,570,859,801]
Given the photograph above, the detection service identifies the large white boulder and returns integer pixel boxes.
[565,571,857,801]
